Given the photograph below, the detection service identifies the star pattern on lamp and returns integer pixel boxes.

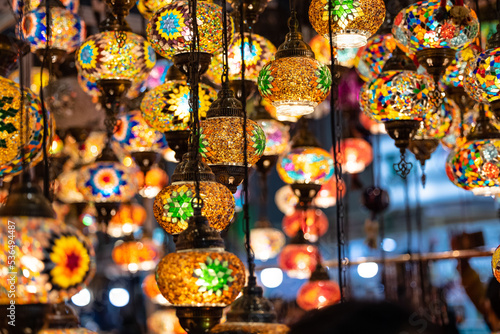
[325,0,364,29]
[193,257,235,296]
[164,189,194,223]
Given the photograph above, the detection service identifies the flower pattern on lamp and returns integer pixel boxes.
[277,147,334,185]
[113,110,168,153]
[255,119,289,156]
[309,34,358,67]
[258,57,332,117]
[392,1,479,53]
[446,138,500,196]
[0,217,95,304]
[156,251,245,306]
[339,138,373,174]
[76,31,155,87]
[199,117,266,166]
[297,280,341,310]
[0,77,46,178]
[362,71,438,122]
[147,1,234,58]
[278,244,320,279]
[206,32,277,84]
[282,208,329,243]
[354,33,409,82]
[250,227,286,261]
[465,47,500,105]
[308,0,385,48]
[112,238,160,272]
[20,6,85,54]
[107,203,147,238]
[77,161,138,203]
[141,80,216,133]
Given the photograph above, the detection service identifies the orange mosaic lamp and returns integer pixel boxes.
[297,263,340,310]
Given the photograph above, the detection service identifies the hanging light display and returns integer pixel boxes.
[309,34,358,68]
[13,0,79,16]
[297,263,340,311]
[112,238,160,273]
[0,180,95,304]
[257,13,332,117]
[308,0,385,48]
[282,207,329,243]
[55,169,85,204]
[250,220,286,262]
[154,153,235,235]
[392,0,479,83]
[338,137,373,174]
[107,202,147,238]
[446,105,500,196]
[20,3,85,64]
[199,88,266,193]
[278,232,321,279]
[141,66,217,161]
[147,0,233,73]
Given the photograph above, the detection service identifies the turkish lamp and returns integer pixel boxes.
[297,263,340,311]
[156,214,246,333]
[250,219,286,262]
[200,88,266,193]
[0,34,29,77]
[210,282,289,334]
[278,229,320,279]
[446,106,500,196]
[257,13,332,117]
[38,303,96,334]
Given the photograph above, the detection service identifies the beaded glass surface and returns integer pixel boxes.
[256,119,289,156]
[13,0,79,15]
[277,147,334,185]
[493,245,500,283]
[309,0,386,48]
[362,70,437,122]
[156,250,245,306]
[147,1,233,58]
[76,31,155,86]
[278,244,320,279]
[440,44,479,89]
[258,57,332,116]
[20,6,85,54]
[0,217,95,304]
[465,47,500,104]
[446,138,500,196]
[309,34,358,67]
[200,117,266,166]
[137,0,173,20]
[413,97,455,140]
[141,80,217,133]
[154,181,235,235]
[392,1,479,52]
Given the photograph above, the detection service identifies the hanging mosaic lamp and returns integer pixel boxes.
[141,66,217,161]
[309,34,358,68]
[137,166,169,198]
[0,178,95,306]
[465,26,500,119]
[446,105,500,196]
[309,0,385,48]
[38,303,96,334]
[409,96,455,184]
[250,219,286,262]
[156,214,246,333]
[20,1,85,64]
[297,263,341,311]
[362,47,439,178]
[227,0,271,27]
[107,202,147,238]
[13,0,79,16]
[392,0,479,84]
[112,237,160,273]
[210,281,289,334]
[55,168,85,204]
[199,88,266,193]
[147,0,234,75]
[338,137,373,174]
[282,206,329,243]
[277,119,334,204]
[154,152,235,235]
[257,12,332,117]
[278,230,321,279]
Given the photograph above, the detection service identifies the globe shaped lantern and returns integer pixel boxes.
[154,153,235,235]
[308,0,386,48]
[392,0,479,84]
[440,45,480,102]
[446,105,500,196]
[279,231,321,279]
[258,13,332,117]
[112,238,160,273]
[282,207,329,243]
[309,34,358,68]
[339,137,373,174]
[55,169,85,204]
[13,0,79,16]
[137,166,169,198]
[142,273,170,305]
[297,263,340,311]
[250,220,286,262]
[107,202,147,238]
[147,309,185,334]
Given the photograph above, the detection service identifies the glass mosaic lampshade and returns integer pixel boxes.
[13,0,79,16]
[107,203,147,238]
[147,309,185,334]
[112,238,160,272]
[137,166,169,198]
[255,118,290,157]
[309,34,358,67]
[308,0,385,48]
[297,264,340,311]
[282,207,329,243]
[55,169,85,204]
[250,219,286,262]
[277,147,334,185]
[142,273,170,305]
[279,242,320,279]
[257,14,332,117]
[339,137,373,174]
[492,245,500,283]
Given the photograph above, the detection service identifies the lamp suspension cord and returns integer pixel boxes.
[328,0,346,302]
[240,0,255,284]
[18,5,27,180]
[221,0,229,87]
[414,166,427,308]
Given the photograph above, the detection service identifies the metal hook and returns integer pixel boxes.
[393,149,413,179]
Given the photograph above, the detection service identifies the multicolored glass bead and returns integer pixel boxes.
[465,47,500,104]
[255,119,289,156]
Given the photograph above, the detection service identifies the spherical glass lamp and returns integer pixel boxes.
[107,203,147,238]
[278,241,320,279]
[200,89,266,193]
[297,264,340,310]
[142,273,170,305]
[154,153,235,234]
[137,0,173,20]
[250,219,286,262]
[76,30,155,90]
[464,53,490,103]
[282,207,328,243]
[255,118,289,157]
[20,5,85,63]
[258,14,332,117]
[13,0,79,16]
[55,169,85,204]
[309,34,358,67]
[308,0,385,48]
[112,238,160,273]
[314,177,346,208]
[137,166,169,198]
[0,76,46,179]
[339,137,373,174]
[440,45,479,90]
[277,147,334,185]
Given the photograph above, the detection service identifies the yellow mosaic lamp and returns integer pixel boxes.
[309,0,385,48]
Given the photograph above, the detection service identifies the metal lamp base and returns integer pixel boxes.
[131,151,160,173]
[176,306,224,334]
[164,130,191,162]
[210,165,246,194]
[416,48,456,84]
[173,52,213,77]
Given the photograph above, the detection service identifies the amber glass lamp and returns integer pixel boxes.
[112,237,160,273]
[297,263,340,311]
[309,0,385,48]
[107,202,147,238]
[278,230,320,279]
[142,273,170,305]
[339,137,373,174]
[282,206,328,243]
[258,13,331,117]
[137,166,169,198]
